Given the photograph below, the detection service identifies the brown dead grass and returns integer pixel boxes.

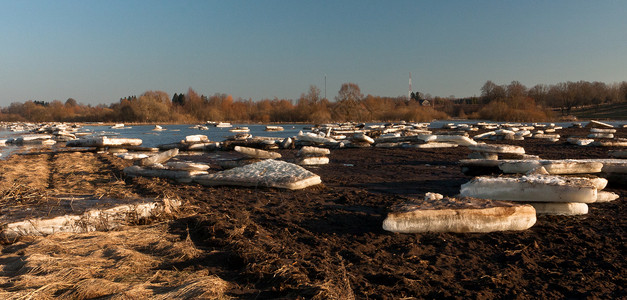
[0,225,229,299]
[312,257,355,300]
[0,151,138,206]
[50,151,138,199]
[0,151,149,226]
[0,154,50,194]
[0,149,206,297]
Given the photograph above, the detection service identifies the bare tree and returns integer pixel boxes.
[334,83,365,121]
[304,85,321,104]
[507,81,527,98]
[481,80,506,102]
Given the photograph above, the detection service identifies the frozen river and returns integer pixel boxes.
[0,120,625,158]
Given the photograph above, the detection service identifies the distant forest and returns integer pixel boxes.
[1,80,626,123]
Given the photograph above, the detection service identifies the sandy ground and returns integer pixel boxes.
[0,128,625,299]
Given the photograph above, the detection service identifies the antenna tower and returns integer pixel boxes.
[409,72,412,99]
[324,74,327,100]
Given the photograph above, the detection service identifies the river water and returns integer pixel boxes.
[0,120,625,157]
[78,124,310,148]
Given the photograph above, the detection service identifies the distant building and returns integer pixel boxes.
[410,91,430,106]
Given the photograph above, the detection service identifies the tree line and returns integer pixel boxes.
[480,80,627,113]
[0,84,446,123]
[1,80,625,123]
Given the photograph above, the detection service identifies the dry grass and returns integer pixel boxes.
[0,151,159,241]
[0,183,50,207]
[154,276,230,299]
[0,151,139,212]
[312,256,355,300]
[0,154,50,195]
[0,225,229,299]
[50,151,139,199]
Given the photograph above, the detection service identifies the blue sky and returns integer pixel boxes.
[1,0,626,106]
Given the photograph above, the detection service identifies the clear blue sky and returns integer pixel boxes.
[1,0,626,106]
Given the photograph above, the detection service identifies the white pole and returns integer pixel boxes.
[409,72,412,99]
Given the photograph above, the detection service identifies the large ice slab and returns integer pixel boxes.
[382,196,536,233]
[567,137,594,146]
[194,159,321,190]
[498,160,603,174]
[67,137,142,148]
[433,135,477,146]
[585,120,614,128]
[468,143,525,154]
[296,157,330,165]
[460,175,598,203]
[527,202,588,216]
[136,148,179,166]
[1,197,180,241]
[124,165,208,183]
[404,142,458,149]
[596,191,620,203]
[297,146,330,157]
[296,132,338,147]
[591,140,627,147]
[234,146,281,159]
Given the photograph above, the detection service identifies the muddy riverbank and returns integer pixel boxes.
[0,127,624,299]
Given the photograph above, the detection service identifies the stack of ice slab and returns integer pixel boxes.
[596,159,627,187]
[225,133,252,141]
[474,126,533,141]
[29,123,79,142]
[51,130,77,142]
[531,132,561,142]
[116,153,150,160]
[18,123,82,143]
[382,193,536,233]
[234,146,281,159]
[400,123,432,135]
[530,124,562,142]
[347,133,375,148]
[585,120,614,129]
[566,120,623,146]
[373,134,435,148]
[477,122,499,130]
[566,137,595,146]
[497,159,603,175]
[430,134,477,147]
[471,158,627,187]
[159,135,220,151]
[441,123,472,131]
[194,159,321,190]
[8,134,56,146]
[210,145,282,169]
[124,149,210,183]
[221,136,284,151]
[444,123,479,132]
[474,123,562,142]
[592,138,627,147]
[67,136,142,148]
[296,132,339,148]
[381,134,476,149]
[460,175,619,216]
[588,128,616,139]
[468,143,526,160]
[460,158,606,176]
[296,146,330,165]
